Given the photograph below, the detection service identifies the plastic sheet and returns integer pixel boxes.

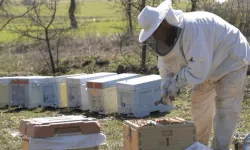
[185,142,213,150]
[28,133,107,150]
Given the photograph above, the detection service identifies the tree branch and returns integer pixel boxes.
[130,2,141,11]
[20,31,46,41]
[0,0,4,7]
[46,0,57,28]
[0,3,38,31]
[118,33,134,68]
[33,5,45,28]
[38,41,52,71]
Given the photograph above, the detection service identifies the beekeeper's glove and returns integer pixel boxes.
[167,81,180,97]
[161,77,181,104]
[160,77,172,98]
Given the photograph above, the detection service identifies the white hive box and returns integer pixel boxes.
[9,76,52,108]
[87,73,140,115]
[38,77,59,108]
[116,75,173,118]
[55,74,86,108]
[0,76,27,108]
[66,72,117,110]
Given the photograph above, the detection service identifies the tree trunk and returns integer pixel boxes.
[141,42,147,69]
[140,0,147,69]
[127,0,133,35]
[191,0,197,11]
[45,28,56,75]
[0,0,4,7]
[69,0,77,29]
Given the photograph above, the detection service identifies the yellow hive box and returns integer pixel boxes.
[55,74,86,108]
[0,76,27,108]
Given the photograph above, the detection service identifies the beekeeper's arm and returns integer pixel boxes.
[167,22,213,97]
[158,56,175,97]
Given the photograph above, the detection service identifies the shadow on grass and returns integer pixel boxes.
[1,106,171,121]
[57,109,169,120]
[149,111,171,118]
[2,107,36,113]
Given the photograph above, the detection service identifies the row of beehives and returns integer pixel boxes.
[0,72,172,117]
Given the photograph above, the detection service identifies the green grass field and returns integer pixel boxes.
[0,0,125,43]
[0,0,189,43]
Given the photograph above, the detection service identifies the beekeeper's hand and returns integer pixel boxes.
[160,77,172,98]
[167,82,180,97]
[161,78,181,105]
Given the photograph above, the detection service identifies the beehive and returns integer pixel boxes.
[116,75,172,118]
[9,76,52,108]
[55,74,86,108]
[0,76,26,108]
[19,115,100,138]
[21,135,99,150]
[123,118,196,150]
[87,73,140,114]
[38,77,59,108]
[20,115,102,150]
[66,72,117,110]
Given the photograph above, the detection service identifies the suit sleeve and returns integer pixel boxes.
[157,56,174,79]
[173,22,213,88]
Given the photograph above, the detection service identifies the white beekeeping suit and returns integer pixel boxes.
[137,0,250,149]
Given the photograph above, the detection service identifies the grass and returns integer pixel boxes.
[0,20,127,43]
[0,0,121,19]
[0,87,249,150]
[0,0,123,43]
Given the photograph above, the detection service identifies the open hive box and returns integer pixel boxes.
[123,117,196,150]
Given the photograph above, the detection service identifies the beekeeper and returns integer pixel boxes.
[137,0,250,150]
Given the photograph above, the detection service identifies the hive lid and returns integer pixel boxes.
[66,72,117,84]
[19,115,100,138]
[31,115,94,124]
[0,76,26,84]
[54,74,87,82]
[116,75,161,90]
[10,76,53,85]
[87,73,140,89]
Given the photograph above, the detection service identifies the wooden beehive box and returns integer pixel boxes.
[19,115,100,138]
[123,117,196,150]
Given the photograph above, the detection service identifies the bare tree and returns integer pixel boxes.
[118,0,162,69]
[12,0,68,75]
[195,0,250,37]
[69,0,78,29]
[0,0,36,31]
